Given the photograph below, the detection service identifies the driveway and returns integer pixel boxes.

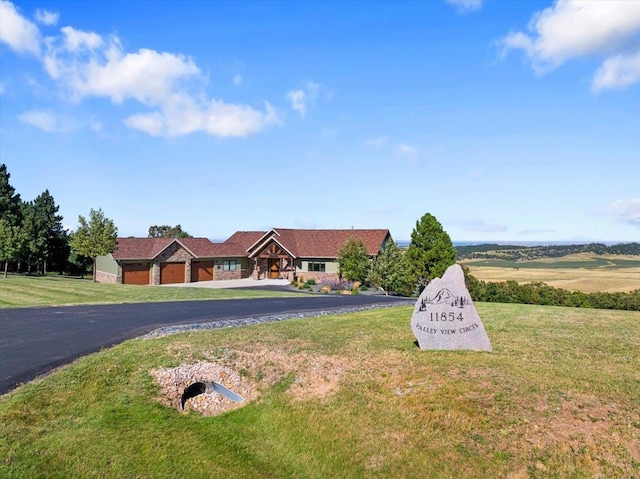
[0,295,412,396]
[162,278,292,289]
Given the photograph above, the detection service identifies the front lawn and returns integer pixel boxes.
[1,303,638,478]
[0,274,300,308]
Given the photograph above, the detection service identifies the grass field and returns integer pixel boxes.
[0,274,300,308]
[1,303,639,478]
[462,254,640,293]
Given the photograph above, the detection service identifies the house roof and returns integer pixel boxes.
[248,228,390,258]
[112,237,176,260]
[111,229,390,261]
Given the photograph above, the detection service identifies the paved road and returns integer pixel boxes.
[0,295,411,395]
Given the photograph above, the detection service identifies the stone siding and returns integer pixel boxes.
[215,269,242,281]
[151,243,194,285]
[96,271,117,284]
[298,271,339,284]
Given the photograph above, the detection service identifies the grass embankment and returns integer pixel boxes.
[462,253,640,293]
[0,274,299,308]
[1,304,639,478]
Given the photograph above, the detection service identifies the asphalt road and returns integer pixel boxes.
[0,295,411,396]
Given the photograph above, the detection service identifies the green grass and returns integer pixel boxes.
[1,303,639,478]
[0,274,301,308]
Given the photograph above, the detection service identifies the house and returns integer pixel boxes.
[95,228,391,285]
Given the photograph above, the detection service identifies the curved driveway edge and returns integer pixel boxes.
[0,295,412,396]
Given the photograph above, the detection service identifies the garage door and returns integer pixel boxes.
[191,261,214,282]
[122,263,150,285]
[160,262,186,284]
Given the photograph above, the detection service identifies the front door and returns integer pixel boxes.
[269,259,280,279]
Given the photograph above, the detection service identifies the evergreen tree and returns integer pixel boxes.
[405,212,456,292]
[0,164,22,226]
[22,190,65,274]
[368,238,412,295]
[0,164,24,274]
[337,236,371,282]
[69,208,118,282]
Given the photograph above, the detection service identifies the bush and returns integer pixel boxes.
[304,278,316,286]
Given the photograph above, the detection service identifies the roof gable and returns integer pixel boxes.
[248,228,390,259]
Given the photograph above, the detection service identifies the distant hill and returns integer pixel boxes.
[455,242,640,261]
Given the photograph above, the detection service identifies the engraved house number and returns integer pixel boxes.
[430,312,464,321]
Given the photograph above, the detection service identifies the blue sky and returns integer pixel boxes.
[1,0,639,242]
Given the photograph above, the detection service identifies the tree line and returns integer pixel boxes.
[464,271,640,312]
[456,242,640,261]
[0,164,192,280]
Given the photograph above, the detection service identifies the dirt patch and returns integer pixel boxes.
[150,344,365,415]
[150,362,257,416]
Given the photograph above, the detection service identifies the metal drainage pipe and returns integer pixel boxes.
[180,381,244,410]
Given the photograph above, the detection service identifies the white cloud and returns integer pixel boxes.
[90,116,103,133]
[233,74,243,86]
[2,0,279,139]
[395,144,418,165]
[463,219,508,233]
[364,136,389,148]
[0,82,4,95]
[0,0,41,55]
[609,198,640,226]
[286,81,326,118]
[18,109,77,133]
[286,89,307,117]
[592,51,640,92]
[34,9,59,26]
[445,0,482,14]
[60,26,103,52]
[123,96,280,138]
[500,0,640,90]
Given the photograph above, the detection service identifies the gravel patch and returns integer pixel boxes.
[141,301,411,339]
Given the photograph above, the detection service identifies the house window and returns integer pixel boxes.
[308,262,325,272]
[223,260,237,271]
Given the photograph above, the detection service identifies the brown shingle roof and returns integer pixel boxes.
[111,229,389,261]
[112,237,175,260]
[249,228,390,258]
[113,237,220,260]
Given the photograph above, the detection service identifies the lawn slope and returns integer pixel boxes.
[0,274,299,308]
[1,303,639,478]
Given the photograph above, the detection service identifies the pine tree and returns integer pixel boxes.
[0,164,24,275]
[23,190,65,274]
[69,208,118,282]
[0,164,22,226]
[405,212,456,293]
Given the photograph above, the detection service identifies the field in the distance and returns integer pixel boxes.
[1,303,638,478]
[461,253,640,293]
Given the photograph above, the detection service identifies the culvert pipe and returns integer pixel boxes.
[180,381,244,411]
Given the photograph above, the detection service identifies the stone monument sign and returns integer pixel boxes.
[410,264,492,351]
